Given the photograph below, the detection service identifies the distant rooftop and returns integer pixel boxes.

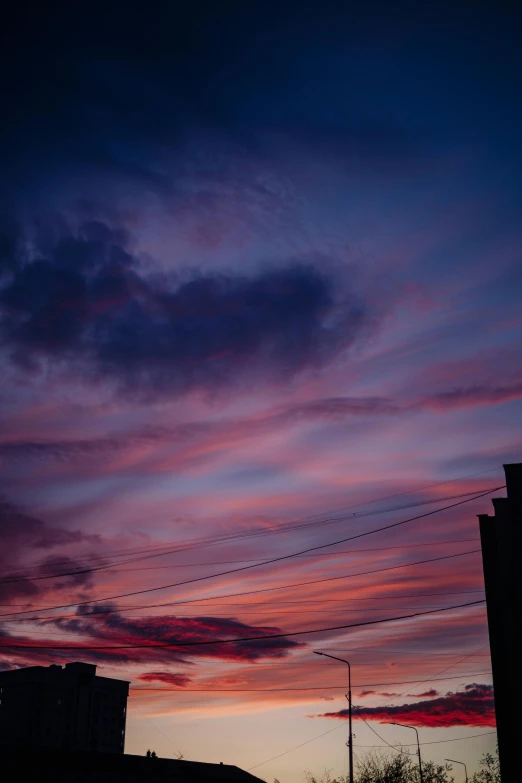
[0,746,266,783]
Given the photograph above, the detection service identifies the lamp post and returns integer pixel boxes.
[313,652,353,783]
[445,758,468,783]
[389,723,423,783]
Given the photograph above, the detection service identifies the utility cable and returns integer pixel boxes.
[0,491,479,578]
[0,548,482,618]
[1,588,486,622]
[0,537,482,584]
[356,731,497,748]
[247,725,496,771]
[13,467,501,573]
[348,644,491,754]
[0,486,500,589]
[0,484,499,617]
[0,597,486,651]
[129,672,491,692]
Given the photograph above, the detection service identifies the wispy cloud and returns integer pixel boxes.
[138,671,192,687]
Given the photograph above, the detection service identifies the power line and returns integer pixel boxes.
[14,470,500,573]
[0,621,492,664]
[0,584,485,623]
[129,672,491,692]
[379,645,491,706]
[247,725,496,771]
[0,537,482,584]
[82,537,482,571]
[0,547,482,619]
[4,489,486,580]
[0,612,491,636]
[248,725,345,769]
[0,604,491,632]
[0,486,500,616]
[1,587,486,621]
[325,644,489,655]
[244,641,496,770]
[0,598,486,651]
[358,731,497,748]
[347,644,491,754]
[124,647,490,662]
[353,707,404,754]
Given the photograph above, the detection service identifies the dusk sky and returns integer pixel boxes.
[0,2,521,780]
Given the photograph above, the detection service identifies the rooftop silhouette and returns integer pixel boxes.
[0,745,266,783]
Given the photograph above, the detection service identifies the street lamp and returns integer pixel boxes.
[313,652,353,783]
[389,723,424,783]
[445,758,468,782]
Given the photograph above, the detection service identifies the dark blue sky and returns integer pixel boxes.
[2,1,521,200]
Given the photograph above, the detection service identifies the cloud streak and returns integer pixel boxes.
[40,605,302,664]
[3,380,521,478]
[315,684,495,728]
[420,384,522,411]
[138,671,192,687]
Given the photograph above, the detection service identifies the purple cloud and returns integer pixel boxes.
[0,221,368,398]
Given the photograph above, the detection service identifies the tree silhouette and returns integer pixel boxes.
[470,746,500,783]
[305,750,455,782]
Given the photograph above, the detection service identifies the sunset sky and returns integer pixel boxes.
[1,2,521,780]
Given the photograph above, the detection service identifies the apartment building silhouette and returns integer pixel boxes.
[0,661,128,753]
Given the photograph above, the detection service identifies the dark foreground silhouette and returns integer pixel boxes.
[0,745,265,783]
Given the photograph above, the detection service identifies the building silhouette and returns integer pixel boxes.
[478,462,522,783]
[0,746,266,783]
[0,661,128,753]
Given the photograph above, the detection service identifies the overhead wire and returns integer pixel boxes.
[1,483,498,583]
[348,643,491,754]
[247,725,496,771]
[313,644,490,756]
[352,709,403,753]
[0,598,486,651]
[325,643,489,654]
[356,730,497,748]
[2,491,477,578]
[12,466,501,574]
[0,485,500,617]
[247,724,345,769]
[0,547,483,619]
[129,672,492,693]
[0,588,486,623]
[0,537,482,584]
[0,606,489,626]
